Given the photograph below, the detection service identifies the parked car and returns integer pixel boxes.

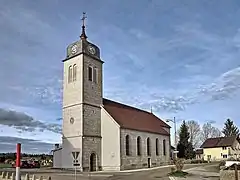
[28,160,40,168]
[12,160,30,168]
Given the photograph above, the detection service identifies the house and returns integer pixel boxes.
[200,136,240,161]
[52,14,171,172]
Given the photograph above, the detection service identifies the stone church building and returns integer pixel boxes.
[52,15,171,172]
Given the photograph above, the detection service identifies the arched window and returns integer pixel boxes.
[147,137,151,156]
[68,65,73,83]
[125,135,130,156]
[137,136,141,156]
[156,138,159,156]
[163,139,166,156]
[73,64,77,81]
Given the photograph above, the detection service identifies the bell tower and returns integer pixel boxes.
[61,12,103,171]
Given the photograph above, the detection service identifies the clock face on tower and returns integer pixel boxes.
[71,44,78,54]
[87,45,96,55]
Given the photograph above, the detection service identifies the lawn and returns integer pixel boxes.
[168,170,189,177]
[0,163,11,168]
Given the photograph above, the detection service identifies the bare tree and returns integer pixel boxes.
[201,122,222,142]
[186,120,201,148]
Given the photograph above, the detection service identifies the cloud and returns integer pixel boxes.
[0,108,61,134]
[197,67,240,101]
[0,136,54,153]
[25,76,63,107]
[125,66,240,113]
[28,64,240,115]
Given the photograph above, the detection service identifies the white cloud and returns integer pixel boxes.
[198,67,240,101]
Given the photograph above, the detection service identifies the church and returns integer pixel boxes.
[52,13,171,172]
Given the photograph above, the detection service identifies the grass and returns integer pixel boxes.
[0,163,11,168]
[168,170,189,177]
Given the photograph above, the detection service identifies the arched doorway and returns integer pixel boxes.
[90,153,97,171]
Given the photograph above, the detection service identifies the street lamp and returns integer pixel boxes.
[166,117,177,150]
[166,117,179,161]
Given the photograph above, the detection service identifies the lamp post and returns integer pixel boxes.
[166,117,178,160]
[166,117,177,149]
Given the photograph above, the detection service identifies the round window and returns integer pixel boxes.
[70,117,74,124]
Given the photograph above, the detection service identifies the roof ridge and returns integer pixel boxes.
[103,98,152,114]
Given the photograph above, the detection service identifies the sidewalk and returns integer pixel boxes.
[94,164,175,173]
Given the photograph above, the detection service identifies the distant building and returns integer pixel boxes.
[195,148,204,160]
[200,136,240,161]
[52,14,171,172]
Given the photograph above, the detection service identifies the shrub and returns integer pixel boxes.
[171,167,176,173]
[174,159,184,171]
[219,160,226,168]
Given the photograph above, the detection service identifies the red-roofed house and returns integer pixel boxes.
[52,17,171,172]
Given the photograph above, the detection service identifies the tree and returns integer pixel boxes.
[201,122,222,142]
[186,120,201,148]
[222,119,239,137]
[177,120,195,159]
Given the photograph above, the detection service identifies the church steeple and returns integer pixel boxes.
[64,12,102,61]
[80,12,88,40]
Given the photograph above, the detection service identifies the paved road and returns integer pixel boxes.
[183,164,220,180]
[0,163,219,180]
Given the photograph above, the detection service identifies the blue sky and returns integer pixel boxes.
[0,0,240,153]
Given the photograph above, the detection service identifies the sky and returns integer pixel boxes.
[0,0,240,153]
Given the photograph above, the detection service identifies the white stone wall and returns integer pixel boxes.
[63,55,83,107]
[53,149,62,168]
[101,108,121,171]
[62,54,84,169]
[61,137,82,169]
[120,128,170,170]
[62,105,83,138]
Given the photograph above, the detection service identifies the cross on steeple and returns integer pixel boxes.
[80,12,87,39]
[81,12,87,26]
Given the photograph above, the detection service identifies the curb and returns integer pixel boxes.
[91,164,175,174]
[119,165,174,173]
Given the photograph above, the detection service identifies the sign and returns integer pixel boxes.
[72,153,80,167]
[73,163,80,166]
[72,151,80,160]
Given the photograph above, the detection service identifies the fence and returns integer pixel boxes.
[0,171,51,180]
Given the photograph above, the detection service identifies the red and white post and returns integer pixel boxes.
[16,143,21,180]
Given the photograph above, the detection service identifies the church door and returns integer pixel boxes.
[90,153,97,171]
[147,158,151,168]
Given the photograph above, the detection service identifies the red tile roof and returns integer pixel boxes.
[103,98,170,136]
[200,136,237,148]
